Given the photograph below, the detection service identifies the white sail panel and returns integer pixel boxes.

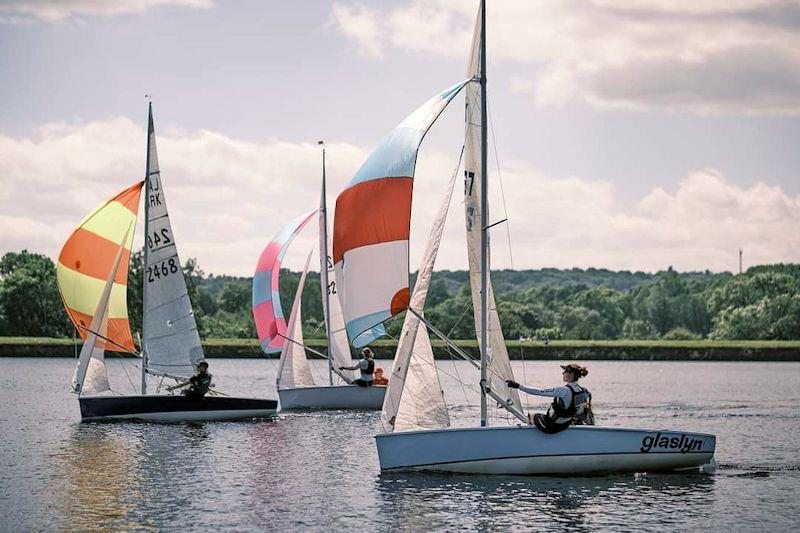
[319,179,355,383]
[277,250,316,389]
[142,108,204,378]
[381,160,456,433]
[463,9,521,414]
[72,229,131,395]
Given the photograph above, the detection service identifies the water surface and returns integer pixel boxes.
[0,358,797,531]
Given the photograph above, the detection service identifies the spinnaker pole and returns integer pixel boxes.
[479,0,488,426]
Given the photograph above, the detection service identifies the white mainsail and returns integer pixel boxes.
[72,229,131,395]
[463,9,521,414]
[380,163,457,433]
[142,107,205,378]
[277,250,316,389]
[319,171,355,384]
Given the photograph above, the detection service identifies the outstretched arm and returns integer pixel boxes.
[507,381,571,404]
[167,380,190,392]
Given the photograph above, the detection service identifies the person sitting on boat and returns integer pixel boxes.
[373,367,389,385]
[167,361,213,399]
[506,363,594,434]
[339,347,375,387]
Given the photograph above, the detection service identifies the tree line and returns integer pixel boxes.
[1,249,798,341]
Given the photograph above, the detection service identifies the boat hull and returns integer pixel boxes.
[79,395,278,422]
[278,385,386,410]
[376,425,716,475]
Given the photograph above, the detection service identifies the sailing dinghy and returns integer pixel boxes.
[57,103,277,422]
[251,148,386,410]
[333,0,716,475]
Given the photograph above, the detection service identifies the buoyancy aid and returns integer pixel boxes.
[361,359,375,379]
[534,383,593,434]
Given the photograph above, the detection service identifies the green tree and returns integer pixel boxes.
[0,250,70,337]
[218,283,250,313]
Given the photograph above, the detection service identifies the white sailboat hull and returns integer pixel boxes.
[279,385,386,410]
[376,425,715,475]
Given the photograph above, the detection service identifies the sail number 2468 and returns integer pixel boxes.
[147,258,179,282]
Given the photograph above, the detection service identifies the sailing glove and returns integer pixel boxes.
[505,380,520,389]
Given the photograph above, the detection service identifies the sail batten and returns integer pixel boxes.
[333,79,471,348]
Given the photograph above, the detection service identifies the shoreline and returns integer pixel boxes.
[1,337,798,361]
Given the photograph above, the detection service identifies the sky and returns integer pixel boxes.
[1,0,799,276]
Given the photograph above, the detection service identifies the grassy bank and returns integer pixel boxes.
[1,337,799,361]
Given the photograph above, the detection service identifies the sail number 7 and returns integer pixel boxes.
[147,258,179,282]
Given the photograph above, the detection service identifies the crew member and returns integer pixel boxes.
[506,363,594,433]
[373,367,389,385]
[168,361,213,399]
[340,347,375,387]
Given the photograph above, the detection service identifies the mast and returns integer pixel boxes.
[479,0,488,427]
[141,101,152,395]
[320,142,335,386]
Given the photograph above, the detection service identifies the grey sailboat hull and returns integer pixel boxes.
[278,384,386,410]
[79,394,278,422]
[376,425,716,475]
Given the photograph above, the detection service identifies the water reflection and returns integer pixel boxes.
[54,424,143,530]
[375,471,715,530]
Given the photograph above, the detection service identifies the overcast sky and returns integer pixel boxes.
[1,0,799,275]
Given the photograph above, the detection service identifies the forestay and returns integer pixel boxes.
[57,181,143,353]
[463,12,521,414]
[333,79,471,348]
[277,250,316,389]
[142,109,204,378]
[253,210,317,354]
[380,162,458,433]
[71,229,132,395]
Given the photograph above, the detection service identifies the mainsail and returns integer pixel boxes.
[333,79,470,348]
[463,9,521,413]
[319,172,355,382]
[381,162,457,433]
[71,229,131,395]
[253,210,317,354]
[142,106,204,378]
[57,181,143,353]
[276,250,316,389]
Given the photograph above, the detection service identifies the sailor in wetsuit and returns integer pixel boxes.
[339,347,375,387]
[506,363,594,433]
[168,361,213,399]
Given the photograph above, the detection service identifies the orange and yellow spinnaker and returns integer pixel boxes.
[57,181,144,352]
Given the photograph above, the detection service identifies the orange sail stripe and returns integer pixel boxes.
[333,177,413,264]
[115,181,146,213]
[68,308,135,353]
[59,228,132,285]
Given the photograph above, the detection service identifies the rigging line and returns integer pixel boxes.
[76,324,141,357]
[110,349,137,393]
[487,100,515,270]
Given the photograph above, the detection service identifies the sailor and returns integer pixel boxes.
[339,347,375,387]
[168,361,213,399]
[506,363,594,433]
[373,367,389,385]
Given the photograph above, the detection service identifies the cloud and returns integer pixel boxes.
[1,118,798,276]
[330,0,800,115]
[0,0,212,23]
[330,3,384,58]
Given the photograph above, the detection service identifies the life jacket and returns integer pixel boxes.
[534,383,593,434]
[187,373,212,397]
[360,359,375,380]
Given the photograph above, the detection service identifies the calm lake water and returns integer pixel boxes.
[0,358,797,531]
